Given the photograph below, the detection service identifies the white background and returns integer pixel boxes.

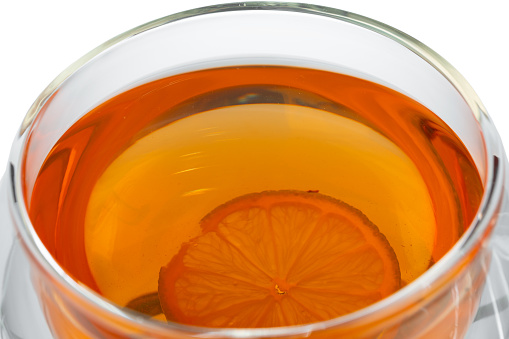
[0,1,508,170]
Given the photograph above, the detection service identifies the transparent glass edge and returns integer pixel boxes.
[18,1,489,136]
[10,1,505,337]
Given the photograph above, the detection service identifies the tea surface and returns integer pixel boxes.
[26,66,483,327]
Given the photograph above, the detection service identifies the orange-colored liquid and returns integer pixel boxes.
[26,66,483,328]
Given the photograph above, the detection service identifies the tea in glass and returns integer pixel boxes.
[26,65,483,328]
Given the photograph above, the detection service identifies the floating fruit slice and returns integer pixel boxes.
[158,190,401,328]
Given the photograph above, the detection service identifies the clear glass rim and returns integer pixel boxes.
[10,2,505,337]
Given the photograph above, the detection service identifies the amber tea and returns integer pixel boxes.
[27,66,483,328]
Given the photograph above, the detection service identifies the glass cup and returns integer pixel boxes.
[1,2,508,338]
